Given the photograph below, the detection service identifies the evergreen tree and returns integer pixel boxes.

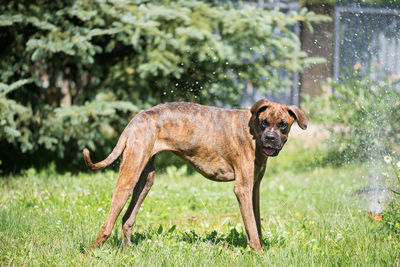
[0,0,329,172]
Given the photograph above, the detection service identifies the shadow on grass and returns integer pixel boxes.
[179,228,285,250]
[104,226,284,251]
[107,228,151,249]
[179,228,248,249]
[80,230,150,254]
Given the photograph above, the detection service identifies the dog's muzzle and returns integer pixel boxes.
[261,132,283,156]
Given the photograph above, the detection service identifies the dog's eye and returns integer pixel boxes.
[279,122,288,132]
[261,119,269,128]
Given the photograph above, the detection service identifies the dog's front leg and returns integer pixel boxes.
[252,180,262,242]
[234,177,262,253]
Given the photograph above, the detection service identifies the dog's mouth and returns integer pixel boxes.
[263,147,279,157]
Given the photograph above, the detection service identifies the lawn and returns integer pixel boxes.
[1,131,399,266]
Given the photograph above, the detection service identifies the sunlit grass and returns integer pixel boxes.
[1,142,399,265]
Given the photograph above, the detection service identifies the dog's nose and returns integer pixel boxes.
[265,132,277,142]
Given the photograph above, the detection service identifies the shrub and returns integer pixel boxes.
[381,157,400,234]
[304,72,400,165]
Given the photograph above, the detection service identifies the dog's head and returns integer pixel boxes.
[250,99,308,157]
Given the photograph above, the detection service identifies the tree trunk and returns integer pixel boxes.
[60,68,71,107]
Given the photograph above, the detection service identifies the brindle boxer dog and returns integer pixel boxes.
[83,99,308,252]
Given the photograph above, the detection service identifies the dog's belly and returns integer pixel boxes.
[173,152,235,182]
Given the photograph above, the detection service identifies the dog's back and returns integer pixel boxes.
[139,102,251,154]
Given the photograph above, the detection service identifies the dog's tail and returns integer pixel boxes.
[83,131,128,171]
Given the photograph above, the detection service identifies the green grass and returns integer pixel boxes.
[1,140,399,266]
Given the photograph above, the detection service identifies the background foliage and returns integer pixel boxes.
[0,0,328,173]
[299,0,400,6]
[382,159,400,234]
[303,72,400,165]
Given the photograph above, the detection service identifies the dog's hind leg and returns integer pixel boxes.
[121,156,155,249]
[89,147,150,250]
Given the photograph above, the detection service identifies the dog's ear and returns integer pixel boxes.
[250,99,270,118]
[287,105,308,130]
